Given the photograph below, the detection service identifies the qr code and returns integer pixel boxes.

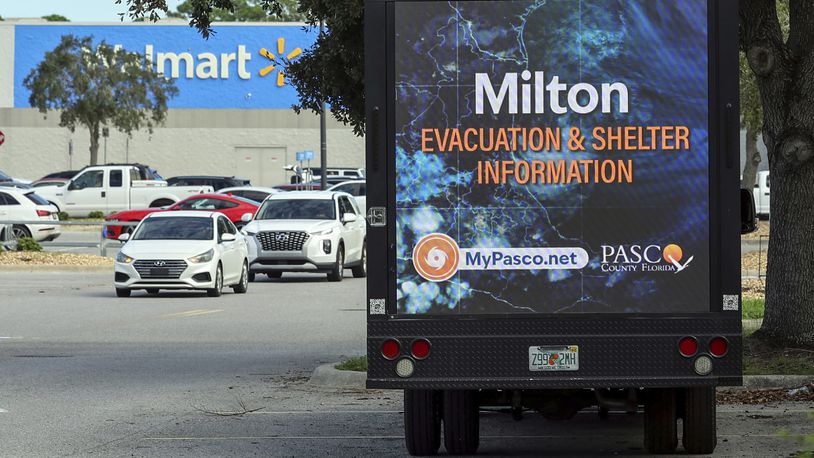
[369,298,386,315]
[722,295,739,311]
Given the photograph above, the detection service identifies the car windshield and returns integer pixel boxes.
[256,199,335,220]
[132,217,213,240]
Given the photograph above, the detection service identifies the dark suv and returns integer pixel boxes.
[167,176,251,191]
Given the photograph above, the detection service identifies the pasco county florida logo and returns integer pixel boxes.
[412,233,589,282]
[601,243,694,274]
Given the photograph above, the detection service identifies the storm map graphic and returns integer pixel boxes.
[394,0,710,314]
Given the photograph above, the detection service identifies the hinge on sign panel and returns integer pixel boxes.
[367,207,386,227]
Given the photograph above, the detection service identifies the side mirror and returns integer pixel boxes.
[241,212,253,223]
[221,233,237,242]
[741,188,758,234]
[118,233,130,242]
[342,213,358,224]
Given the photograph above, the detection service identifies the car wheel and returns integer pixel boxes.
[12,225,32,240]
[327,245,344,282]
[115,288,131,298]
[207,264,223,297]
[232,261,249,294]
[146,288,159,295]
[352,242,367,278]
[267,272,282,279]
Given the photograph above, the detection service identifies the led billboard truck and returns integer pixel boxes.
[365,0,755,455]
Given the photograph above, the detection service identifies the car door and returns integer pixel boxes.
[217,216,240,282]
[338,196,364,263]
[64,169,106,215]
[106,169,128,213]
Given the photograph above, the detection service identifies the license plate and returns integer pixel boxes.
[150,268,169,277]
[529,346,579,371]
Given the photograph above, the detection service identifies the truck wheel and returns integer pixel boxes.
[682,386,717,454]
[443,390,479,455]
[644,388,678,454]
[404,390,441,456]
[327,246,344,282]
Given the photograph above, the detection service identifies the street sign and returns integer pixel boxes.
[296,150,315,162]
[0,130,5,146]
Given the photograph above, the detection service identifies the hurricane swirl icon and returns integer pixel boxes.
[413,233,460,282]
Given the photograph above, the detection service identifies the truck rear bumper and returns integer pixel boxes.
[367,316,742,390]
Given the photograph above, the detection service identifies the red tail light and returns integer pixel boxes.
[709,337,729,357]
[678,336,698,357]
[381,339,400,360]
[36,210,50,217]
[411,339,431,360]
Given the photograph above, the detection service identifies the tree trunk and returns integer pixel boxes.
[740,127,761,189]
[89,123,100,166]
[741,0,814,346]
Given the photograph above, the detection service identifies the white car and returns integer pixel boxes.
[242,191,367,281]
[0,187,60,242]
[114,211,250,297]
[327,180,366,215]
[217,186,281,204]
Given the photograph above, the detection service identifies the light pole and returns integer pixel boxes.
[102,127,110,164]
[320,19,327,191]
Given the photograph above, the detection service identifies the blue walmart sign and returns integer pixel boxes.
[14,24,317,109]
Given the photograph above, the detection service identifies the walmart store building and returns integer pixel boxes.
[0,20,364,185]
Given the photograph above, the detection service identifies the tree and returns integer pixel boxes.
[118,0,365,135]
[41,14,70,22]
[23,35,178,165]
[742,0,814,345]
[167,0,305,22]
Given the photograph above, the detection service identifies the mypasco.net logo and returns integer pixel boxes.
[600,243,693,274]
[413,233,589,282]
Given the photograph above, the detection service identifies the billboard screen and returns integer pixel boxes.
[13,24,316,109]
[394,0,710,314]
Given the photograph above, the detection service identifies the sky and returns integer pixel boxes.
[1,0,185,22]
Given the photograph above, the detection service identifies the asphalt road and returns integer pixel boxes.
[0,271,811,457]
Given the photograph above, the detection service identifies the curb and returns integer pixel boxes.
[0,265,112,272]
[308,363,367,389]
[740,375,813,390]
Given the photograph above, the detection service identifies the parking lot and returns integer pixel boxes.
[0,270,809,457]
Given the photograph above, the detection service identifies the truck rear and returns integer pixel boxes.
[365,0,744,454]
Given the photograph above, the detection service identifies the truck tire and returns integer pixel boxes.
[404,390,441,456]
[644,388,677,454]
[443,390,479,455]
[682,386,717,454]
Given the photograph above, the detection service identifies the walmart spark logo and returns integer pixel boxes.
[259,38,302,87]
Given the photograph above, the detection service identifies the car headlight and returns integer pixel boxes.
[116,252,134,264]
[310,227,335,236]
[188,248,215,264]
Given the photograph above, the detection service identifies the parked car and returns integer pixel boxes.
[105,193,260,240]
[241,191,367,281]
[0,182,33,190]
[36,165,212,217]
[0,188,61,242]
[273,183,322,192]
[753,170,769,219]
[217,186,281,204]
[167,176,251,191]
[327,180,366,215]
[303,167,366,181]
[113,212,250,297]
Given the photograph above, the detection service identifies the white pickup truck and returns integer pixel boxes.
[37,165,213,217]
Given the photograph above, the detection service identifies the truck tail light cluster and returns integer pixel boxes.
[678,336,730,376]
[381,338,432,378]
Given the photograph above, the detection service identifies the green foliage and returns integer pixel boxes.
[57,211,70,221]
[334,356,367,372]
[23,35,179,164]
[87,211,106,219]
[167,0,304,22]
[16,237,42,252]
[121,0,365,135]
[742,298,765,320]
[42,14,70,22]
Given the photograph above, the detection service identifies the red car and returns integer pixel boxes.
[104,193,259,239]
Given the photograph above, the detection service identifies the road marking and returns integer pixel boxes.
[162,309,223,318]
